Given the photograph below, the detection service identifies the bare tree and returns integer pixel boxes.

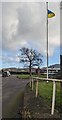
[19,47,43,76]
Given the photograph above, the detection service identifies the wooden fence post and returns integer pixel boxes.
[30,81,31,87]
[36,79,38,97]
[32,79,33,90]
[51,81,56,115]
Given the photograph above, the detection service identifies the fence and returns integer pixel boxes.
[29,77,62,115]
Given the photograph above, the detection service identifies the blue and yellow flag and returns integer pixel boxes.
[48,10,55,18]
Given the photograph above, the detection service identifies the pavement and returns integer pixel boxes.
[2,75,30,119]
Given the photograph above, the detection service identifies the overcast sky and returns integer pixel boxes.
[0,2,60,68]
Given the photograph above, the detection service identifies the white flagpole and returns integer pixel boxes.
[46,2,48,80]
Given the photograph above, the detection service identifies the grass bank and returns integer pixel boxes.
[33,81,61,111]
[17,74,61,112]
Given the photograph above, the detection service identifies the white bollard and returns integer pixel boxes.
[51,81,56,115]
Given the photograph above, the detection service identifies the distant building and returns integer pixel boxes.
[41,64,60,75]
[1,64,60,77]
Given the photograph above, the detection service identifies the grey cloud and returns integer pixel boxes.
[2,2,60,56]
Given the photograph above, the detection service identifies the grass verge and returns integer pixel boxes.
[17,74,46,79]
[33,81,61,111]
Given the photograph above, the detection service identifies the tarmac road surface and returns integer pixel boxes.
[2,75,30,119]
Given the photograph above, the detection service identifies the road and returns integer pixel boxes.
[2,75,30,119]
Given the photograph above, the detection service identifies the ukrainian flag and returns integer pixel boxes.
[48,10,55,18]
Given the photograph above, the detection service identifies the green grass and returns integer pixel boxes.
[17,74,61,111]
[17,74,46,79]
[17,74,30,79]
[32,74,47,78]
[38,81,53,102]
[33,81,61,110]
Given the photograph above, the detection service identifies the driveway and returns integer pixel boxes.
[2,75,30,118]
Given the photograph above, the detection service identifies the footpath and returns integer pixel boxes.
[19,83,61,120]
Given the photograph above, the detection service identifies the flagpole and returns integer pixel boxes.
[46,2,48,80]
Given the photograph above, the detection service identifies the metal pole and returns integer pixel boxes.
[51,81,56,115]
[46,2,48,80]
